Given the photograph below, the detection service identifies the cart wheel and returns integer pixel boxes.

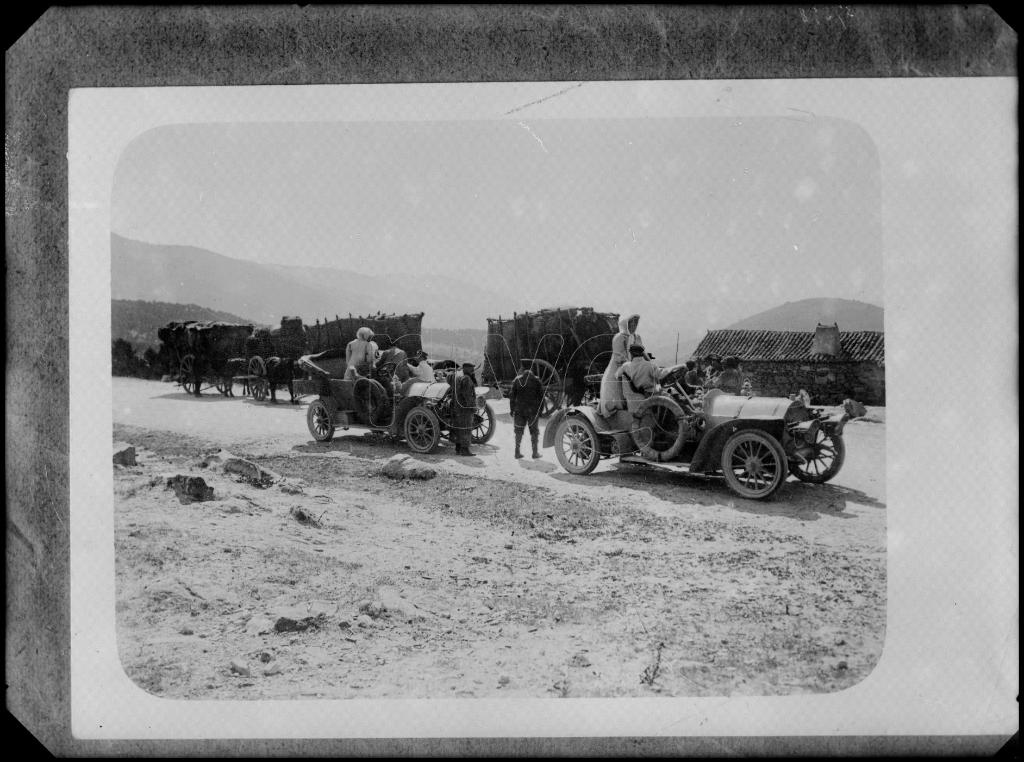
[720,429,787,500]
[528,358,563,418]
[180,354,199,396]
[249,356,266,377]
[471,401,496,445]
[307,399,336,442]
[554,415,601,475]
[789,430,846,483]
[404,406,442,454]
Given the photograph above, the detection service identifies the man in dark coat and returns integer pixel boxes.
[450,362,478,456]
[508,362,545,459]
[712,355,743,394]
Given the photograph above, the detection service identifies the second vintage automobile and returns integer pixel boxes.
[297,348,496,453]
[544,364,862,500]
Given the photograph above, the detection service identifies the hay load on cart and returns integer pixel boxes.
[158,320,254,397]
[481,306,619,416]
[306,312,424,356]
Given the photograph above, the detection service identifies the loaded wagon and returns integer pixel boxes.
[297,345,495,453]
[157,320,254,397]
[239,316,308,402]
[480,307,620,416]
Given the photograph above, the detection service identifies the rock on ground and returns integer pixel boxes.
[223,457,276,487]
[381,454,437,481]
[113,443,137,466]
[166,475,214,504]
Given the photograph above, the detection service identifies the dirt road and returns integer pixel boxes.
[112,377,886,699]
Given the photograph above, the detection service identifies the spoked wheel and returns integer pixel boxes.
[179,354,199,396]
[306,398,336,442]
[554,416,601,475]
[248,356,266,378]
[404,406,442,454]
[790,430,846,483]
[529,358,563,418]
[720,430,787,500]
[471,401,496,445]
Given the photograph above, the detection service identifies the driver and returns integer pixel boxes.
[615,344,668,414]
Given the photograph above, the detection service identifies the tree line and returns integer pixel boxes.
[112,338,171,379]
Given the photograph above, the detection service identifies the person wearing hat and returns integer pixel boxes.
[702,355,722,388]
[508,361,545,459]
[408,349,435,383]
[711,355,742,394]
[615,343,666,414]
[449,361,478,456]
[345,326,379,380]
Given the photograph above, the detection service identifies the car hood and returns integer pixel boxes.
[703,390,795,427]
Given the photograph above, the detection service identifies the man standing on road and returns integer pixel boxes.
[450,361,478,456]
[508,362,544,459]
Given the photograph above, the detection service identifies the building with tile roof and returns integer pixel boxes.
[691,323,885,404]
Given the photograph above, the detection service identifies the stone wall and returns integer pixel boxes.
[740,361,885,405]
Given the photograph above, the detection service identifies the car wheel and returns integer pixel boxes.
[554,416,601,475]
[720,429,787,500]
[404,406,442,454]
[307,398,336,442]
[790,431,846,483]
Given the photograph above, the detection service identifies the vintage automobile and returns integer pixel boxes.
[544,364,860,500]
[297,348,495,453]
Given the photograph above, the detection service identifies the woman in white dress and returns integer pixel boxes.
[598,313,648,416]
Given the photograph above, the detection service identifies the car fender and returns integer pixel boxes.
[690,418,787,473]
[542,407,602,449]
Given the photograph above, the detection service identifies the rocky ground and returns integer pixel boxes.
[111,377,886,699]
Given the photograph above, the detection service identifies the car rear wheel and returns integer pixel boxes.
[307,398,336,442]
[720,429,787,500]
[554,416,601,475]
[404,406,442,454]
[790,430,846,483]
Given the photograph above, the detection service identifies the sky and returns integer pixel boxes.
[110,113,884,338]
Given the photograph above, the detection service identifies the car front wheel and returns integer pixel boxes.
[790,430,846,483]
[720,429,787,500]
[554,416,601,475]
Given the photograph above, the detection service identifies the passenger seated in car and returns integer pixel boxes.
[710,355,742,394]
[615,344,668,414]
[407,350,436,383]
[345,327,379,380]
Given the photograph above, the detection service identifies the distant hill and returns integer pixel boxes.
[112,299,258,351]
[725,298,883,332]
[111,233,506,330]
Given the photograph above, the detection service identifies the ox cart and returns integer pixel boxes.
[481,307,620,417]
[157,321,254,397]
[544,362,862,500]
[297,347,496,453]
[237,316,308,403]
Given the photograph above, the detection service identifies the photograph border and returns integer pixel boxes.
[7,5,1017,756]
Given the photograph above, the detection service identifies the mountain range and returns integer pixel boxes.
[111,233,506,330]
[111,234,883,359]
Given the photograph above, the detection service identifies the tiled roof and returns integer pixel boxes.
[692,329,884,364]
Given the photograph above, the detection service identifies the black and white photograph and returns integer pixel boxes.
[8,5,1017,754]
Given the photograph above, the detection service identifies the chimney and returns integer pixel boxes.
[811,323,842,357]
